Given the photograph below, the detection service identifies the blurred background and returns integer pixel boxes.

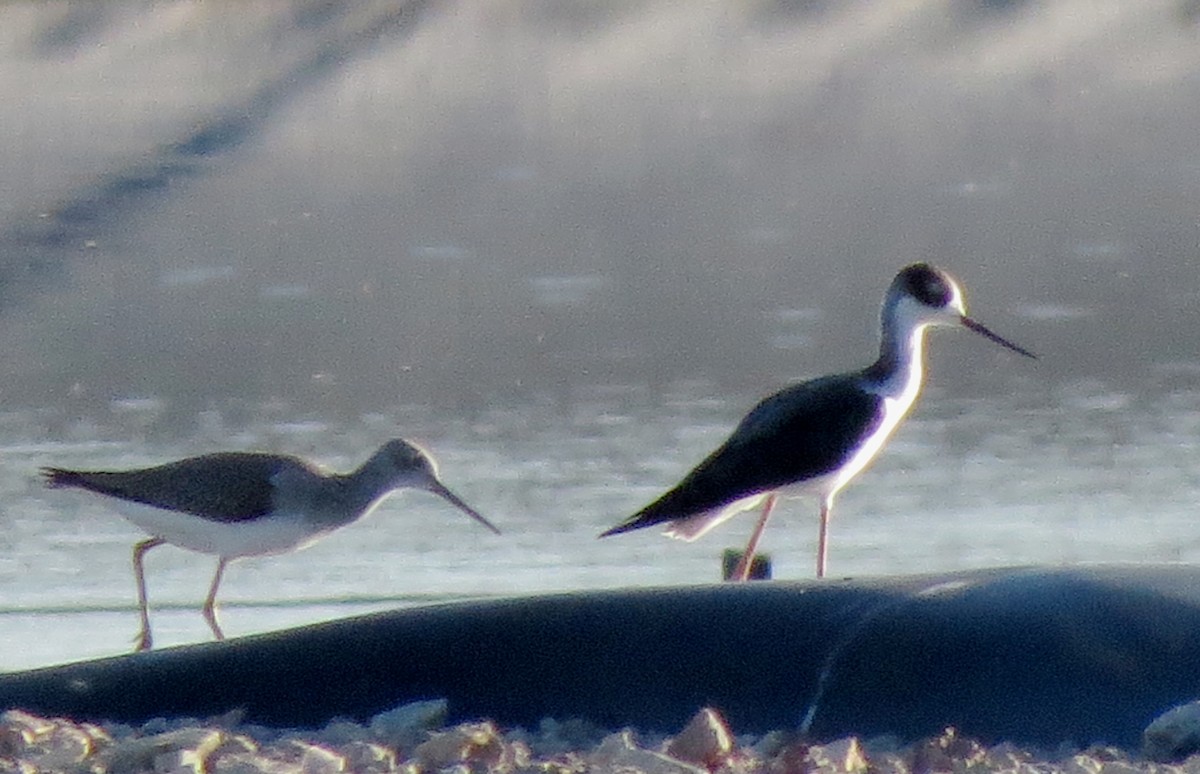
[2,0,1200,668]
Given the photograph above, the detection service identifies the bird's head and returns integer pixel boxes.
[886,263,1035,358]
[374,438,501,535]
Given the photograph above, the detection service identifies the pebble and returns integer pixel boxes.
[591,730,708,774]
[0,702,1195,774]
[1144,700,1200,763]
[806,736,867,773]
[101,727,224,774]
[339,741,396,774]
[368,699,448,752]
[665,708,734,769]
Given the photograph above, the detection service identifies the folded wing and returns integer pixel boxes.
[601,375,884,536]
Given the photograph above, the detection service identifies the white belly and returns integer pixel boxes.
[824,392,913,495]
[109,500,328,559]
[663,473,832,542]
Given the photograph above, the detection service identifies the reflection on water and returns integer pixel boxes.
[2,376,1199,670]
[3,0,1200,416]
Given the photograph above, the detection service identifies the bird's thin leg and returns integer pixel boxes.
[732,494,777,582]
[202,558,228,641]
[816,497,832,579]
[132,537,166,652]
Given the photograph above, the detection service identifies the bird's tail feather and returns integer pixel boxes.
[663,493,769,541]
[40,467,84,489]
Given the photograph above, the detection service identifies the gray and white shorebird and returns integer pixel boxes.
[600,263,1035,581]
[41,438,499,650]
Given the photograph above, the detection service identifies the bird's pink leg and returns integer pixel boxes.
[731,494,777,582]
[132,537,166,651]
[816,498,832,579]
[202,558,228,641]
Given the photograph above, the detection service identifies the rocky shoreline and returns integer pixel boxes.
[4,701,1199,774]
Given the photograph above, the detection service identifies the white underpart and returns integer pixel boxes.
[662,282,967,542]
[664,492,770,541]
[108,499,364,558]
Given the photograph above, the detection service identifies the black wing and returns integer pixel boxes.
[40,452,304,523]
[601,375,884,536]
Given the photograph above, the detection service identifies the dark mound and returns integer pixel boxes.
[2,565,1198,749]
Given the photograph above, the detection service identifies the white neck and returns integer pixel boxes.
[863,310,931,407]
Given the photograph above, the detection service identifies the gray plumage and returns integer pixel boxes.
[42,453,294,523]
[41,438,498,650]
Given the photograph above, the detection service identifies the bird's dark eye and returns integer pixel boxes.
[923,277,949,306]
[902,265,952,307]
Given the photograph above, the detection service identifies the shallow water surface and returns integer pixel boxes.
[2,377,1198,671]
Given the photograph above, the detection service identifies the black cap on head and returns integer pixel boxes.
[897,263,954,308]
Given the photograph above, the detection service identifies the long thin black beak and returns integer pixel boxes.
[961,315,1037,359]
[427,479,502,535]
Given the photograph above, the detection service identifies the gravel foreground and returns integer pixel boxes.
[3,702,1199,774]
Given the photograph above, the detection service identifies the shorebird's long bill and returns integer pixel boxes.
[427,480,502,535]
[961,315,1037,359]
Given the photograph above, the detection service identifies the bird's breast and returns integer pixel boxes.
[824,392,916,495]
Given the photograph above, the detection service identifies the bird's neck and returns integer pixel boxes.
[862,320,928,404]
[281,463,398,530]
[342,456,405,513]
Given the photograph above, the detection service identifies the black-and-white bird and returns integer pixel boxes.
[600,263,1035,580]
